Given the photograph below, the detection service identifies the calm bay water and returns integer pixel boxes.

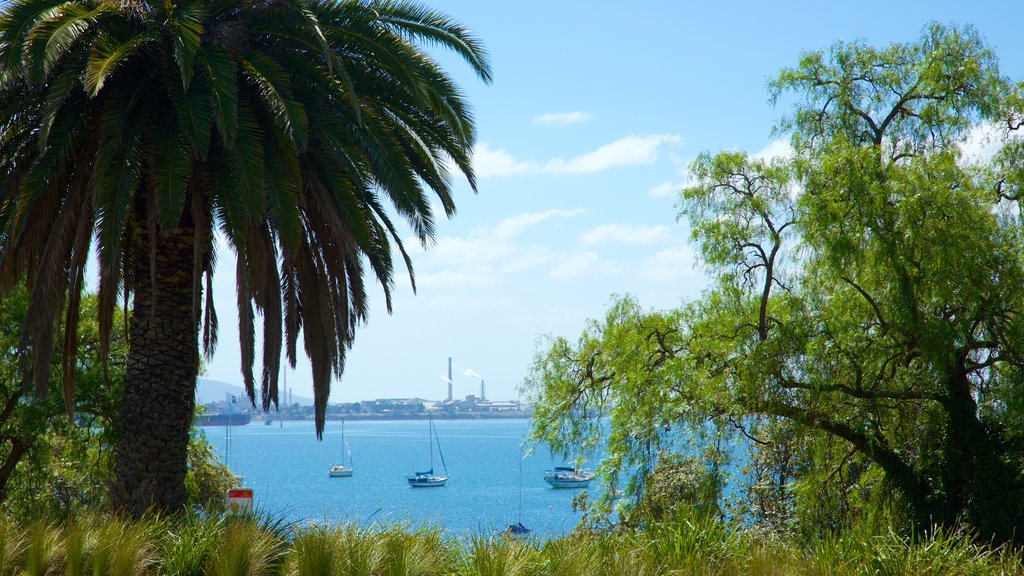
[206,419,587,537]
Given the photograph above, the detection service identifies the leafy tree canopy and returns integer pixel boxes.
[526,23,1024,544]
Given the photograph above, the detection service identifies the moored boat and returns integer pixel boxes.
[407,468,448,487]
[407,418,448,487]
[329,419,354,477]
[544,466,594,488]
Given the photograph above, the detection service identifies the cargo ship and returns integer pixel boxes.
[194,413,251,426]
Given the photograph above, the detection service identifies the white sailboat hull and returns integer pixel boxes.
[407,475,448,487]
[329,466,353,478]
[544,477,591,489]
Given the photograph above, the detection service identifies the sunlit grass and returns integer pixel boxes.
[159,515,224,576]
[206,518,283,576]
[457,534,536,576]
[21,519,61,576]
[0,511,1015,575]
[92,515,156,576]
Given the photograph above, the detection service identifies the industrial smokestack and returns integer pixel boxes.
[481,379,485,402]
[448,357,453,401]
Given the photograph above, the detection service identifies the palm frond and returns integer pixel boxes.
[239,52,308,147]
[0,0,66,73]
[200,44,238,146]
[166,0,204,90]
[149,112,190,230]
[84,30,152,97]
[372,0,492,83]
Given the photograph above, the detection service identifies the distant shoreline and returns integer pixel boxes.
[252,412,532,423]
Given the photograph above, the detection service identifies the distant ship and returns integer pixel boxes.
[194,413,251,426]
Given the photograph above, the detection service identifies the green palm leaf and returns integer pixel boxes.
[166,0,204,91]
[200,44,238,146]
[0,0,65,72]
[25,2,112,85]
[149,113,190,230]
[93,97,143,263]
[240,53,308,146]
[373,0,492,83]
[231,100,266,214]
[262,125,301,249]
[84,30,151,97]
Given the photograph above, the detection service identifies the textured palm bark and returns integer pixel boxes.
[111,227,199,517]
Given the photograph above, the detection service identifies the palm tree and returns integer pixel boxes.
[0,0,490,516]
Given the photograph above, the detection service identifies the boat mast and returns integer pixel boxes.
[434,419,448,475]
[429,418,434,472]
[518,453,523,523]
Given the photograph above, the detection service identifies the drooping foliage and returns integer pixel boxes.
[0,0,491,432]
[527,23,1024,544]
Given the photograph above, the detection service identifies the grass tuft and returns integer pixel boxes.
[206,519,283,576]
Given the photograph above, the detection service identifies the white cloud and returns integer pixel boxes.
[580,224,673,246]
[473,143,536,177]
[491,208,586,239]
[533,111,593,126]
[412,209,585,292]
[752,138,793,161]
[959,121,1014,165]
[550,251,619,280]
[639,245,699,283]
[648,181,679,198]
[543,134,682,174]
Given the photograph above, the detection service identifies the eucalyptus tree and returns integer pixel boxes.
[0,0,490,516]
[527,24,1024,543]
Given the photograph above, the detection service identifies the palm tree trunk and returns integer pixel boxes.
[111,226,200,517]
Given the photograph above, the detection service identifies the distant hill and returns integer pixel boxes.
[196,378,314,407]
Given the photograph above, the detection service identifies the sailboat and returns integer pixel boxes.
[506,452,531,536]
[407,418,448,487]
[328,419,354,477]
[544,464,594,488]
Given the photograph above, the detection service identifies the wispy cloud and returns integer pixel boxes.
[752,138,793,161]
[411,209,586,290]
[550,251,619,280]
[959,121,1020,165]
[639,245,698,282]
[544,134,682,174]
[533,111,593,126]
[580,224,673,246]
[473,143,537,177]
[648,181,680,198]
[491,208,586,239]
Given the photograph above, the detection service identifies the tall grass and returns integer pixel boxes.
[21,519,61,576]
[288,524,339,576]
[91,515,156,576]
[336,524,383,576]
[0,511,1014,575]
[458,534,536,576]
[159,515,224,576]
[206,519,284,576]
[0,514,24,576]
[64,515,92,576]
[379,524,450,576]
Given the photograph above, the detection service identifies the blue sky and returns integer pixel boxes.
[201,1,1024,404]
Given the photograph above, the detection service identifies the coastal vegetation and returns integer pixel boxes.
[0,0,1015,572]
[0,0,490,517]
[528,23,1024,546]
[0,511,1018,575]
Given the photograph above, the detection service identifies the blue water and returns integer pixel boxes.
[206,419,587,537]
